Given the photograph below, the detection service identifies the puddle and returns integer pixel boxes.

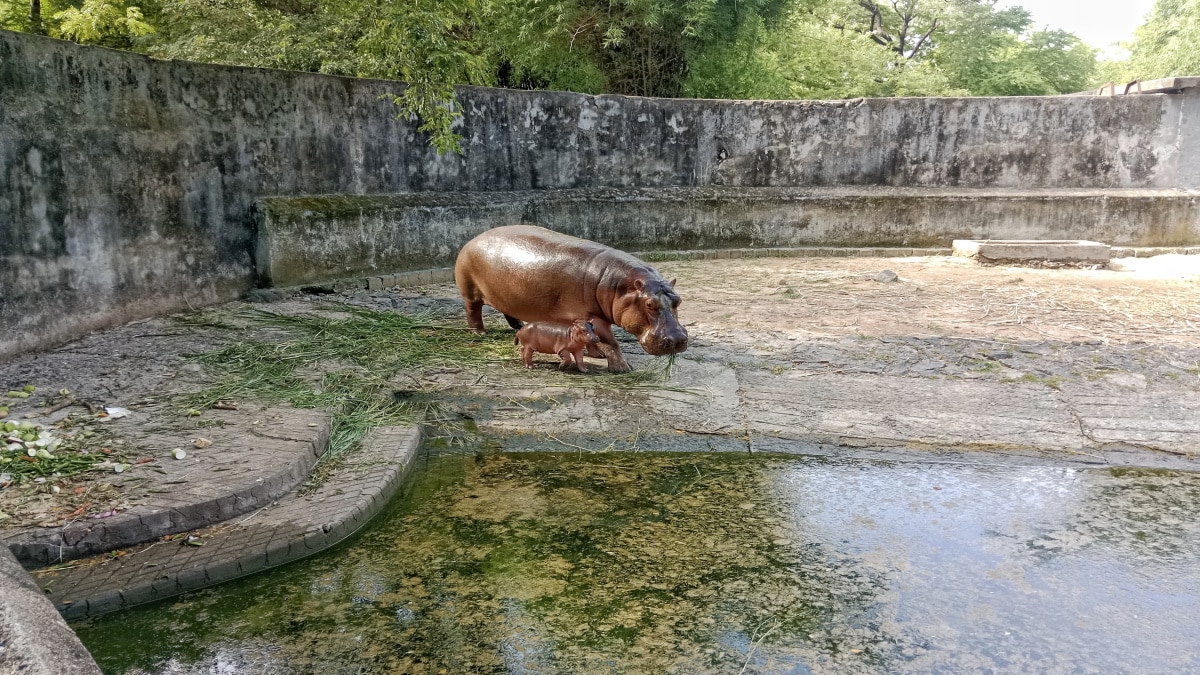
[73,451,1200,674]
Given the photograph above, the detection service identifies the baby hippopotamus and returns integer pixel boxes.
[515,320,601,373]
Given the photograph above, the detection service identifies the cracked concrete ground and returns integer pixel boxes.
[383,254,1200,469]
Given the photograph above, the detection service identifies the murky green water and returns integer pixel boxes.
[74,451,1200,674]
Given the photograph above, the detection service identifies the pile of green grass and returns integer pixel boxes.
[185,306,515,462]
[185,306,683,465]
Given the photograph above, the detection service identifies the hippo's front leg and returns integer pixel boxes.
[589,320,632,373]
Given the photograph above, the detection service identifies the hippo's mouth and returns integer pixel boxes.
[639,332,689,356]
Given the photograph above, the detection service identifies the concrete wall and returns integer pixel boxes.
[0,546,102,674]
[3,28,1200,357]
[257,188,1200,287]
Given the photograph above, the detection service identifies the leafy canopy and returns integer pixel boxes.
[1125,0,1200,80]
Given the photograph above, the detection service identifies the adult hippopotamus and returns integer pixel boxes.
[455,225,688,372]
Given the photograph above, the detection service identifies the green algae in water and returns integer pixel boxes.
[73,452,888,674]
[72,453,1200,674]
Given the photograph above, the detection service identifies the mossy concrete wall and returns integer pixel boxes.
[257,188,1200,287]
[3,28,1200,356]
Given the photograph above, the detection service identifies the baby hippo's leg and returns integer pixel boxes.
[557,348,574,370]
[522,345,536,369]
[569,347,588,373]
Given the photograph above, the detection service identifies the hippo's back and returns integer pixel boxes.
[455,226,642,321]
[457,225,637,273]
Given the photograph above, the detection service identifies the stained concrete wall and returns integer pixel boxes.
[2,27,1200,357]
[257,188,1200,287]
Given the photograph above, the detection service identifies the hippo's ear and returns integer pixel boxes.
[632,278,645,292]
[669,278,676,288]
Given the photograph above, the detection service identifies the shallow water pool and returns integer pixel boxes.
[74,451,1200,674]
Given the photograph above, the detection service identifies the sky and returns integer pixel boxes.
[997,0,1158,57]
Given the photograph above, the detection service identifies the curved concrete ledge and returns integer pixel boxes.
[35,425,422,620]
[3,408,332,568]
[0,546,101,674]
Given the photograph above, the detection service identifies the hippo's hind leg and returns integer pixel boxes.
[457,277,487,333]
[464,300,486,333]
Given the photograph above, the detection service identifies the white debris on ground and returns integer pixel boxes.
[1108,254,1200,280]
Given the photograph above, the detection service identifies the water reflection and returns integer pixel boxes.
[74,452,1200,674]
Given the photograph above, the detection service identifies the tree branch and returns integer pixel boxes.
[909,17,939,57]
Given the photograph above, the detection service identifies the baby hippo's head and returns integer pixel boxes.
[570,320,601,347]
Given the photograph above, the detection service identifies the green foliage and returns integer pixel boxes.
[478,0,791,97]
[682,0,1094,99]
[681,8,958,100]
[1126,0,1200,79]
[925,3,1096,95]
[55,0,154,46]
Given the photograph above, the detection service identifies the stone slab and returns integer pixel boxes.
[953,239,1112,262]
[739,371,1086,452]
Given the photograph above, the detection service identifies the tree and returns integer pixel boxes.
[920,1,1095,95]
[1126,0,1200,79]
[480,0,792,98]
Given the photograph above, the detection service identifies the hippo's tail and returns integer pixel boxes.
[503,314,524,330]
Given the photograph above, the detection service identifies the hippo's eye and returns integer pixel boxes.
[644,297,659,311]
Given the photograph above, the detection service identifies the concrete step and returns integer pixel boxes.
[2,407,331,568]
[35,426,421,620]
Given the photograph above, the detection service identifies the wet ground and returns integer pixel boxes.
[74,447,1200,675]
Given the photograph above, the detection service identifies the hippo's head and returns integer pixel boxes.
[570,320,602,347]
[613,274,688,356]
